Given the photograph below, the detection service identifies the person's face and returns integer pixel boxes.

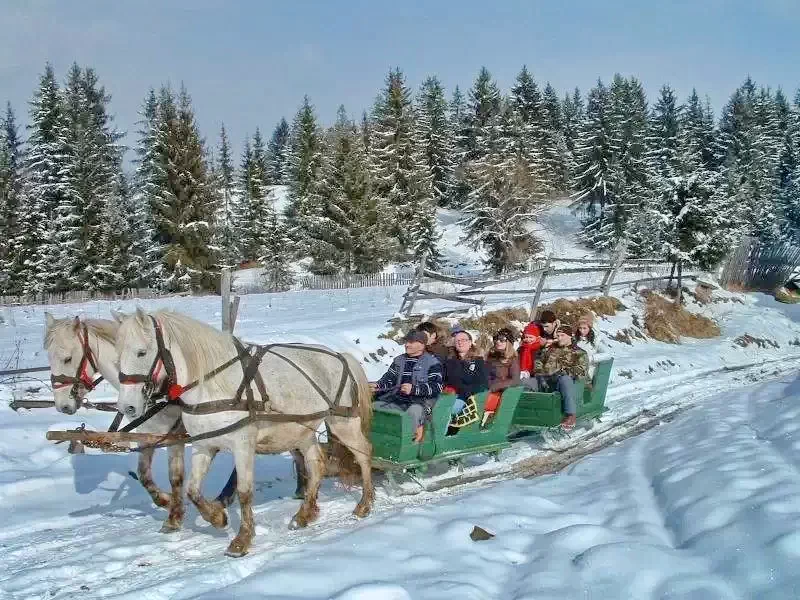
[578,323,590,337]
[543,321,556,334]
[454,333,472,355]
[427,331,437,344]
[405,340,425,356]
[494,337,508,351]
[556,332,572,347]
[522,333,537,345]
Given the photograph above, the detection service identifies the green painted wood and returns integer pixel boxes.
[511,358,614,430]
[370,387,524,469]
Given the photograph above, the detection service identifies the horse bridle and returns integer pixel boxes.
[51,323,105,401]
[118,316,178,402]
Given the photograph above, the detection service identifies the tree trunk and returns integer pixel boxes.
[676,260,683,305]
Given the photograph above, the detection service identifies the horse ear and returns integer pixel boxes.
[110,309,125,323]
[44,312,55,329]
[72,316,81,331]
[135,306,148,326]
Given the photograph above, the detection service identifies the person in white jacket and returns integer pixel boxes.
[574,313,610,378]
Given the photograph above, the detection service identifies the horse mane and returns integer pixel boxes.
[44,317,118,349]
[152,310,234,394]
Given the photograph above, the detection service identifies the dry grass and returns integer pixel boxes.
[538,296,626,328]
[693,284,713,305]
[734,334,780,349]
[612,327,646,345]
[775,287,800,304]
[380,316,452,343]
[642,290,721,344]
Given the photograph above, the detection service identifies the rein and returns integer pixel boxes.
[51,323,105,400]
[119,317,361,453]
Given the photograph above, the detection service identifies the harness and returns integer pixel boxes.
[51,323,105,401]
[118,317,360,451]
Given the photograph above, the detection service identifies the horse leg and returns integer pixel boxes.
[291,449,308,500]
[137,446,170,508]
[160,443,185,533]
[289,441,324,530]
[186,446,228,529]
[225,443,257,557]
[328,417,374,519]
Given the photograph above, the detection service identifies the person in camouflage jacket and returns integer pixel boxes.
[528,324,589,430]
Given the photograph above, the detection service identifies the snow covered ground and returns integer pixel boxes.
[3,202,800,598]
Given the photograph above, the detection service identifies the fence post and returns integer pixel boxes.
[220,268,240,333]
[401,250,428,318]
[601,242,628,295]
[528,254,553,320]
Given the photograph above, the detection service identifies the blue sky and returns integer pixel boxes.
[2,0,799,164]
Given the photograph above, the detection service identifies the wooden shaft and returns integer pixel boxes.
[46,430,188,444]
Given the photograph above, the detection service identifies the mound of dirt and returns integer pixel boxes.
[642,290,720,344]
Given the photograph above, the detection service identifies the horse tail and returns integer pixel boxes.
[346,352,373,438]
[326,353,373,487]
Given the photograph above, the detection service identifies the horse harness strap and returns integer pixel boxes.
[51,323,105,399]
[176,341,358,423]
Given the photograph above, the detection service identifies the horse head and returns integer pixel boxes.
[44,313,113,414]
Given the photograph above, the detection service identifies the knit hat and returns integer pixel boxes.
[556,324,573,337]
[450,324,473,340]
[404,330,428,344]
[522,322,541,337]
[493,327,516,342]
[577,313,594,328]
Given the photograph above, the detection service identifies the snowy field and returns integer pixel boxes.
[2,202,800,598]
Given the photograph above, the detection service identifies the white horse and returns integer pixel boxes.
[44,313,186,532]
[115,308,374,557]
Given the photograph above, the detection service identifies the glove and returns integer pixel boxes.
[520,370,530,379]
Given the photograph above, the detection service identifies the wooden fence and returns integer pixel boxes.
[0,288,185,307]
[400,249,695,319]
[719,237,800,291]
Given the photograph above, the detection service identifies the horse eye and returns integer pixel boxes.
[63,357,72,365]
[136,350,147,358]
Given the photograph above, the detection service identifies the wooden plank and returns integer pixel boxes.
[10,399,119,412]
[0,365,51,377]
[529,254,553,320]
[221,267,233,332]
[414,290,485,305]
[46,430,188,445]
[549,266,612,276]
[541,285,604,293]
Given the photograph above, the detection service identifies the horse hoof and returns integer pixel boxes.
[225,540,249,557]
[352,504,372,519]
[288,517,306,530]
[159,523,181,534]
[211,510,228,530]
[292,491,305,500]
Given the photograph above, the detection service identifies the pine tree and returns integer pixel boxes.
[150,84,218,291]
[235,139,258,260]
[0,103,23,293]
[417,76,455,207]
[285,96,324,252]
[509,66,547,188]
[542,82,569,190]
[22,63,68,294]
[101,172,141,290]
[305,107,385,273]
[55,64,126,291]
[463,67,502,162]
[259,209,294,290]
[370,68,437,259]
[448,85,470,207]
[562,88,584,183]
[572,79,615,243]
[214,124,237,266]
[265,118,290,185]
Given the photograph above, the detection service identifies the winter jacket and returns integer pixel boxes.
[486,351,521,392]
[375,352,443,401]
[534,344,589,380]
[426,340,450,363]
[443,356,489,400]
[574,332,611,378]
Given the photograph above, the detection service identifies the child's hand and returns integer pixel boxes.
[399,383,413,395]
[520,370,530,379]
